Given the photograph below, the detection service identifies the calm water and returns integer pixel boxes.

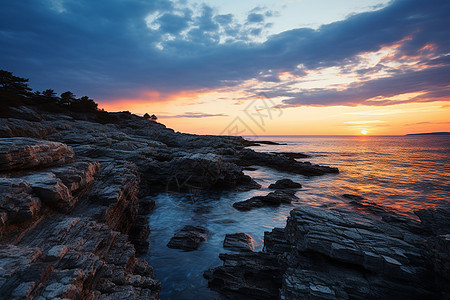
[144,135,450,299]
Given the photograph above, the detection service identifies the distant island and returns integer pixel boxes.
[406,132,450,136]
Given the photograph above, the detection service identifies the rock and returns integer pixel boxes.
[0,217,161,299]
[167,225,209,251]
[207,206,449,299]
[0,138,75,172]
[242,140,284,146]
[233,190,298,211]
[0,178,41,235]
[415,208,450,235]
[204,252,283,299]
[269,178,302,189]
[8,106,42,122]
[273,152,310,159]
[237,149,339,176]
[23,172,74,212]
[138,196,155,215]
[223,232,256,252]
[51,161,100,193]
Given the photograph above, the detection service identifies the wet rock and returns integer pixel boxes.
[415,208,450,235]
[273,152,310,159]
[243,140,284,146]
[223,232,256,252]
[269,178,302,189]
[237,149,338,176]
[0,138,75,171]
[233,190,297,211]
[143,152,261,192]
[138,196,156,215]
[204,252,283,299]
[167,225,209,251]
[207,206,449,299]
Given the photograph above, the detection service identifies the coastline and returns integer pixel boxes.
[0,104,449,299]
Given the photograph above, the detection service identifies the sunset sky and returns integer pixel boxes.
[1,0,449,135]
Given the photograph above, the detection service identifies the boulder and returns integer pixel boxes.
[223,232,256,252]
[167,225,209,251]
[269,179,302,189]
[233,190,298,211]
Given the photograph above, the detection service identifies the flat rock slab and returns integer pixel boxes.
[237,149,338,176]
[233,190,298,211]
[269,179,302,189]
[223,232,256,252]
[0,138,75,172]
[167,225,209,251]
[273,152,310,159]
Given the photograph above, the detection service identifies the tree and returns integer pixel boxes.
[70,95,98,112]
[150,114,158,121]
[143,113,150,119]
[60,91,76,105]
[0,70,32,97]
[42,89,57,98]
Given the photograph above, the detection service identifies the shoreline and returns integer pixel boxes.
[0,104,449,299]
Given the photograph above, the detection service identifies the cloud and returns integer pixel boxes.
[159,112,229,118]
[0,0,449,108]
[403,121,450,126]
[247,13,265,23]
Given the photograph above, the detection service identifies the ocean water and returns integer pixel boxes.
[144,135,450,300]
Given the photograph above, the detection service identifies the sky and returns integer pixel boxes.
[1,0,449,135]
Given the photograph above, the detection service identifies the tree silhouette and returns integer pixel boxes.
[150,114,158,121]
[70,95,98,112]
[60,91,76,105]
[42,89,57,98]
[143,113,151,119]
[0,70,32,97]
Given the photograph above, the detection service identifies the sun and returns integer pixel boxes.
[361,129,368,135]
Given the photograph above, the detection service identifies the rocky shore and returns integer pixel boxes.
[205,204,450,299]
[1,75,448,299]
[0,102,339,299]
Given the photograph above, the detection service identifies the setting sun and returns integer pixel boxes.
[361,129,368,135]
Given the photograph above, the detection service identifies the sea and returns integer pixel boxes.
[143,135,450,300]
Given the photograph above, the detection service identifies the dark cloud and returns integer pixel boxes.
[157,11,192,34]
[278,65,450,107]
[0,0,449,107]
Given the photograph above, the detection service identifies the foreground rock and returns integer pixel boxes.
[233,190,298,211]
[0,138,75,171]
[269,179,302,189]
[167,225,209,251]
[223,232,256,252]
[206,206,450,299]
[0,136,161,298]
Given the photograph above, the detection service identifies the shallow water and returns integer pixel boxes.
[144,135,450,299]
